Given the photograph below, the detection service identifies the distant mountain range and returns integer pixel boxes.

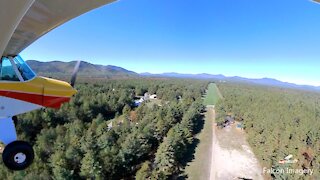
[27,60,137,78]
[27,60,320,92]
[140,72,320,92]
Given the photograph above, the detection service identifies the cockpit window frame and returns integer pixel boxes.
[0,55,37,82]
[0,56,22,82]
[13,55,37,82]
[9,57,24,82]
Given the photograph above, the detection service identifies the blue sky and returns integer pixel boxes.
[21,0,320,86]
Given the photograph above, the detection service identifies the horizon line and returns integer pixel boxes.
[27,59,320,87]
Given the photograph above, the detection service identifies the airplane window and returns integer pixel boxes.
[13,55,36,81]
[0,57,19,81]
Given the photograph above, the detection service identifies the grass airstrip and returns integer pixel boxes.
[184,83,221,179]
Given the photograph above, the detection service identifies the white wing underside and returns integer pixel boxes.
[0,0,116,57]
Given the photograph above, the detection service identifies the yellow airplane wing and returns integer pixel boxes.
[0,0,116,57]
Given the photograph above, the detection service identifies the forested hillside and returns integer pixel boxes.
[215,83,320,179]
[0,79,208,179]
[27,60,138,79]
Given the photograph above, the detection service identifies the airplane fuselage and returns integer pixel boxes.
[0,55,77,171]
[0,77,77,118]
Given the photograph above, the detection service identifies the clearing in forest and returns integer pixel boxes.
[184,106,214,180]
[203,83,222,106]
[185,83,264,180]
[211,122,264,180]
[184,83,221,179]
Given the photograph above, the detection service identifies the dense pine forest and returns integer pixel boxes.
[215,83,320,179]
[0,79,208,179]
[1,77,319,179]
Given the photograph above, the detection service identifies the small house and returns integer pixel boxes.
[144,93,150,100]
[108,122,113,131]
[150,94,157,99]
[144,93,157,100]
[134,97,144,107]
[224,116,235,125]
[236,122,244,129]
[217,116,235,128]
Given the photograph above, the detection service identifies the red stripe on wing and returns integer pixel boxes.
[0,90,43,105]
[0,90,70,109]
[43,96,71,108]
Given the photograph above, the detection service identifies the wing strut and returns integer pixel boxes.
[0,117,17,145]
